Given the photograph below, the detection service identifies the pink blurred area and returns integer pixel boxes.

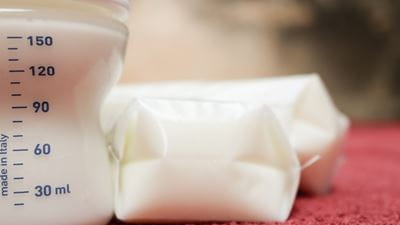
[120,0,400,120]
[121,0,313,83]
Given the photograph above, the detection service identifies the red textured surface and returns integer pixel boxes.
[110,123,400,225]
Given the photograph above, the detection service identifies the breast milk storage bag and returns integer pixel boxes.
[103,75,349,195]
[111,98,301,222]
[0,1,129,224]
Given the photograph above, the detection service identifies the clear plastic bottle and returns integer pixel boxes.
[0,0,129,224]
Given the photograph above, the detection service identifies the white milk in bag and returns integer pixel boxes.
[111,98,301,222]
[0,1,129,224]
[102,74,349,195]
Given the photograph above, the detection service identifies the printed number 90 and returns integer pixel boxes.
[33,101,50,113]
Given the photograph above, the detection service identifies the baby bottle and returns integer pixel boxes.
[0,0,129,224]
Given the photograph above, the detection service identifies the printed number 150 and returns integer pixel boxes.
[28,36,53,46]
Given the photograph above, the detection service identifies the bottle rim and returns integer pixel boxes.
[0,0,131,23]
[78,0,130,21]
[90,0,130,11]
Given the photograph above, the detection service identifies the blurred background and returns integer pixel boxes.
[120,0,400,121]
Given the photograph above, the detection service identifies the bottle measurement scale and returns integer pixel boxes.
[0,1,128,223]
[1,35,71,209]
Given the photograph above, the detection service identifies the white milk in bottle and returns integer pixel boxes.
[0,0,129,224]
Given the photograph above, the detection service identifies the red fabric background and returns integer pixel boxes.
[111,123,400,225]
